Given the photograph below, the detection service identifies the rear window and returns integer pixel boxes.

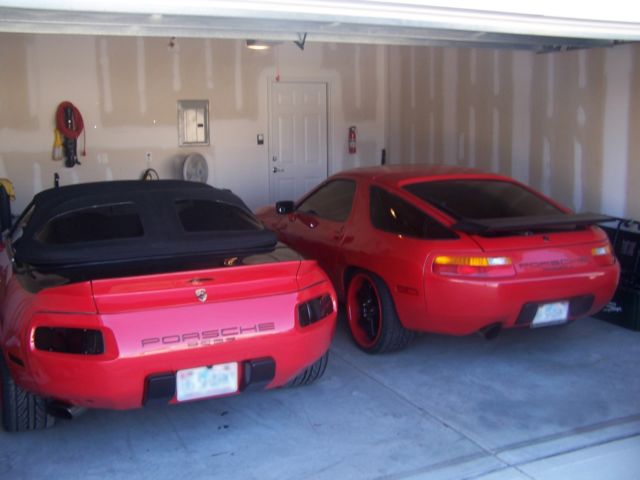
[37,203,143,244]
[403,180,562,220]
[175,199,262,232]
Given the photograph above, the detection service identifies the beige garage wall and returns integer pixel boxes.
[0,33,387,211]
[1,33,638,220]
[388,43,640,220]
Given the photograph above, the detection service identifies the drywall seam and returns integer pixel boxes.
[355,44,362,110]
[468,106,476,167]
[99,38,113,113]
[171,43,181,91]
[542,136,552,195]
[136,37,146,114]
[573,138,583,211]
[410,46,416,110]
[491,107,499,172]
[511,51,532,184]
[601,46,631,216]
[493,50,500,96]
[235,39,243,111]
[546,54,555,119]
[429,111,435,164]
[443,48,457,165]
[205,38,214,89]
[25,41,37,118]
[470,48,476,86]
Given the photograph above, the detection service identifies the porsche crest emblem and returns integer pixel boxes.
[195,288,207,303]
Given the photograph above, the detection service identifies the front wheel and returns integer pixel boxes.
[1,353,55,432]
[346,271,414,354]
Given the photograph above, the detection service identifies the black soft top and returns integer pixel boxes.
[29,180,216,213]
[11,180,277,281]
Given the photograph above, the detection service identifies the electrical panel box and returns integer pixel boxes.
[178,100,209,146]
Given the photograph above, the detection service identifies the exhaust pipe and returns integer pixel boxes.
[47,401,87,420]
[478,323,502,340]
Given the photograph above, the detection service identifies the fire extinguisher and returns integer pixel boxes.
[348,126,356,154]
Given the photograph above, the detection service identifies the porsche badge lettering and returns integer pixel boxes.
[519,257,589,271]
[141,322,276,349]
[195,288,207,303]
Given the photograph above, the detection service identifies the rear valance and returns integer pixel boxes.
[452,212,614,234]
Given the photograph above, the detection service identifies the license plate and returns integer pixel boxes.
[531,301,569,327]
[176,363,238,402]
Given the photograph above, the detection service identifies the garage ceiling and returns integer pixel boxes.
[1,1,639,51]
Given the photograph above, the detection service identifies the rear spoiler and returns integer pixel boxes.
[452,212,614,234]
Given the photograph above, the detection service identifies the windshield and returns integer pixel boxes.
[403,180,562,220]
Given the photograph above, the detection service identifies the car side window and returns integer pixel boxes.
[36,203,144,244]
[296,180,356,223]
[369,186,457,240]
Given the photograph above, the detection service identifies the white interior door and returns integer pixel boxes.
[269,81,328,203]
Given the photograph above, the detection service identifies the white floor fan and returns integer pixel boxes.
[182,153,209,183]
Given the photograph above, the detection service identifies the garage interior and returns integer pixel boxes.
[1,1,639,479]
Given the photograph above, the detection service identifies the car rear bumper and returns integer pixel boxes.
[415,264,620,335]
[9,290,336,409]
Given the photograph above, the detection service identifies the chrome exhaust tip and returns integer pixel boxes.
[47,401,87,420]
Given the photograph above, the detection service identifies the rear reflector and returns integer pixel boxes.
[34,327,104,355]
[298,294,334,327]
[433,255,515,278]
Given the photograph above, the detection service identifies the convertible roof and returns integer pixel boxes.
[12,180,277,281]
[29,179,237,214]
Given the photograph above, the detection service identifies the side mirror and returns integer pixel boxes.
[0,186,11,233]
[276,201,294,215]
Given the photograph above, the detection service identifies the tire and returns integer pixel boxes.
[1,353,55,432]
[286,351,329,387]
[346,270,415,354]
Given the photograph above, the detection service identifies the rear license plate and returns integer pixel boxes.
[531,301,569,327]
[176,363,238,402]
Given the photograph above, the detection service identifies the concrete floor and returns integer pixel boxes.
[1,316,639,480]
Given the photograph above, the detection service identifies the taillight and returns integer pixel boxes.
[433,255,516,278]
[591,244,615,266]
[297,294,334,327]
[33,327,104,355]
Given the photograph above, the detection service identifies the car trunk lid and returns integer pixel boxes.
[91,260,301,314]
[463,227,613,276]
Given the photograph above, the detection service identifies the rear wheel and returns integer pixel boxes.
[1,353,55,432]
[346,271,414,354]
[286,351,329,387]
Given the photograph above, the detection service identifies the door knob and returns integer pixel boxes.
[273,167,284,173]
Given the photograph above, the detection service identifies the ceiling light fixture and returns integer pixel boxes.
[246,39,271,50]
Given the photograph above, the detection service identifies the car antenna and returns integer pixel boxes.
[54,173,60,188]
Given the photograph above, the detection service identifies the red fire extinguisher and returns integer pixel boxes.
[348,126,357,154]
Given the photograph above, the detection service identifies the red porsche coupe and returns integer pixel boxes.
[257,165,619,354]
[0,180,336,431]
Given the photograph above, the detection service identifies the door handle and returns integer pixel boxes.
[273,167,284,173]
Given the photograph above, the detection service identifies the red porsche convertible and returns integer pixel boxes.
[257,165,619,354]
[0,180,336,431]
